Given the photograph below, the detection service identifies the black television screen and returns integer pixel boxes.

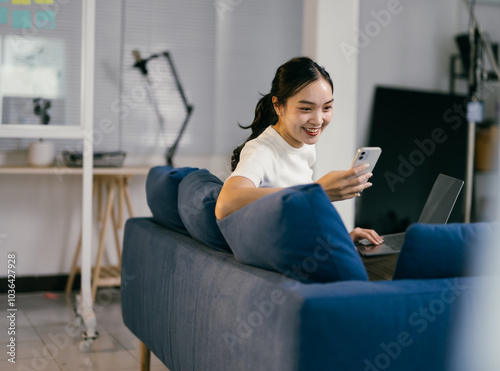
[355,86,468,235]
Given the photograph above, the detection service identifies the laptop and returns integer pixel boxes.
[356,174,464,256]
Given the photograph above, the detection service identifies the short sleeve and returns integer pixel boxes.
[227,142,276,187]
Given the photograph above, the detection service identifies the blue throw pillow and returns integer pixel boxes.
[393,222,495,279]
[146,166,198,235]
[178,169,231,253]
[217,184,368,283]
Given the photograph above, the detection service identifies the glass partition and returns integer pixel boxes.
[0,0,82,127]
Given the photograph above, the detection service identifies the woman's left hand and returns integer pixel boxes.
[349,227,384,245]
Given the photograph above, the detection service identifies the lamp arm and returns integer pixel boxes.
[166,105,194,167]
[161,51,194,167]
[162,52,191,111]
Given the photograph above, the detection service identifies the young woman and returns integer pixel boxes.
[215,57,383,245]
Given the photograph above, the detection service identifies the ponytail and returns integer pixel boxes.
[230,93,278,171]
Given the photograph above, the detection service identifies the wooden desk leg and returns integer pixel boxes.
[118,176,125,228]
[110,203,122,264]
[123,176,135,218]
[92,179,116,301]
[65,231,82,295]
[96,176,103,222]
[140,341,151,371]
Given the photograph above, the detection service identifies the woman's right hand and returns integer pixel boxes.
[315,164,373,202]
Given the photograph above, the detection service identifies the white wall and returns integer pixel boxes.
[214,0,303,157]
[357,0,460,148]
[303,0,360,231]
[357,0,500,148]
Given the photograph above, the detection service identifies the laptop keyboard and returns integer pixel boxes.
[383,233,406,250]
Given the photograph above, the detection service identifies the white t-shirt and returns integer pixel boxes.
[228,125,316,188]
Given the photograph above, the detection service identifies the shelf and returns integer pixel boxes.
[0,165,150,176]
[0,125,85,139]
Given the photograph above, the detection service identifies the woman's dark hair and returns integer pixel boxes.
[230,56,333,171]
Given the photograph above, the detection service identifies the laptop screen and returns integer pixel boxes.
[417,174,464,224]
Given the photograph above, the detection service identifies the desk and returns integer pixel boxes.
[0,165,150,300]
[361,253,399,281]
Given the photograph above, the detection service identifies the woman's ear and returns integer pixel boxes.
[272,96,282,116]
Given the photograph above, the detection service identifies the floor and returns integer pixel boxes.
[0,288,170,371]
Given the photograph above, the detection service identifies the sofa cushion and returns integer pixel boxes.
[178,169,231,253]
[217,183,368,283]
[146,166,198,235]
[393,222,494,279]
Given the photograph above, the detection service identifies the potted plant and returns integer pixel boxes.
[27,98,55,166]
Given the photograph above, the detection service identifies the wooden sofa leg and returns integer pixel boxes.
[140,341,151,371]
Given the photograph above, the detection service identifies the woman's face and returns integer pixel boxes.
[273,78,333,148]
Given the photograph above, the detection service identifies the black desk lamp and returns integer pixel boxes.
[132,50,194,167]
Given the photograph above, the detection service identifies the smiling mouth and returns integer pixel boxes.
[303,127,321,136]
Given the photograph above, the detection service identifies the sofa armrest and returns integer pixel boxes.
[293,277,484,371]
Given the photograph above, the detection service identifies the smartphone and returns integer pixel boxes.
[349,147,382,179]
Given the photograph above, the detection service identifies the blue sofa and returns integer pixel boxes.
[121,167,491,371]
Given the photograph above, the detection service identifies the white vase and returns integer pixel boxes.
[28,141,55,167]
